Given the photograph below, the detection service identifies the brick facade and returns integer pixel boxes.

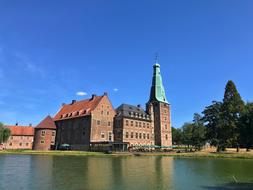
[3,126,34,150]
[33,116,56,151]
[54,93,115,150]
[33,129,56,150]
[114,104,155,146]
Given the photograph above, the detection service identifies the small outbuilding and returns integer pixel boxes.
[33,115,56,151]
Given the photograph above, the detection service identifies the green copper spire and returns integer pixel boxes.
[149,60,168,103]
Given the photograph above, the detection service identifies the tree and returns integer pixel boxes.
[202,81,245,152]
[239,103,253,151]
[222,80,245,152]
[0,122,11,144]
[172,127,183,145]
[191,113,206,150]
[181,122,193,148]
[202,101,224,152]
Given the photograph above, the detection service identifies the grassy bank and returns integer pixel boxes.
[1,149,253,159]
[0,150,110,156]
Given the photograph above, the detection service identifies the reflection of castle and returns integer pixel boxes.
[3,60,172,151]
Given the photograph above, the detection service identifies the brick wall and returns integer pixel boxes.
[33,129,56,150]
[4,135,34,149]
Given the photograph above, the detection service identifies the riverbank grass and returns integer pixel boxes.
[1,149,253,159]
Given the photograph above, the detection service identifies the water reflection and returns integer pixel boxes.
[1,155,253,190]
[49,156,174,190]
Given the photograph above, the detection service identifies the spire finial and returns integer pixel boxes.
[155,52,159,63]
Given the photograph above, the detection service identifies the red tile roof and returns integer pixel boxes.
[5,126,34,136]
[54,95,104,121]
[36,115,56,129]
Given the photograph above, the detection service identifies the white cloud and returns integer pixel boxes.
[113,88,119,92]
[76,91,87,96]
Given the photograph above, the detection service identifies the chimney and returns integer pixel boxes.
[62,103,66,106]
[90,94,96,100]
[15,122,18,126]
[29,123,32,127]
[137,104,141,108]
[104,92,108,96]
[71,100,76,105]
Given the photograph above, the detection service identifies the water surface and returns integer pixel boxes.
[0,154,253,190]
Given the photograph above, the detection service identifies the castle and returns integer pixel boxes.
[3,61,172,151]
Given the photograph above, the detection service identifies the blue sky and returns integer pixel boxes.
[0,0,253,128]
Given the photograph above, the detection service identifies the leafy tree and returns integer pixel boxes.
[191,113,206,150]
[181,122,193,147]
[0,122,11,144]
[172,127,183,145]
[239,103,253,151]
[202,101,224,151]
[203,81,245,152]
[222,80,245,152]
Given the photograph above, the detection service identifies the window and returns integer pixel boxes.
[165,134,168,140]
[139,133,142,139]
[83,132,85,136]
[41,130,46,137]
[108,132,112,141]
[108,121,111,126]
[139,122,141,127]
[101,111,103,115]
[107,111,109,115]
[143,133,146,139]
[52,131,55,136]
[26,143,29,146]
[9,143,12,146]
[165,124,167,129]
[97,120,101,125]
[130,121,133,126]
[126,120,129,126]
[147,133,150,139]
[164,117,167,121]
[135,133,138,139]
[147,123,150,128]
[101,132,105,139]
[41,140,45,144]
[11,137,13,140]
[19,143,22,146]
[143,123,145,128]
[131,132,134,138]
[135,121,138,127]
[126,132,129,138]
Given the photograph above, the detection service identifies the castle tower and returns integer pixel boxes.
[33,115,56,151]
[147,60,172,147]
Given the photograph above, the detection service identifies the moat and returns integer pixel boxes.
[0,155,253,190]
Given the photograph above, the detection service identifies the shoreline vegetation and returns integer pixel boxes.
[1,148,253,159]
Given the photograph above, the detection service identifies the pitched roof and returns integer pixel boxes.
[54,95,104,121]
[5,126,34,136]
[116,104,151,120]
[36,115,56,129]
